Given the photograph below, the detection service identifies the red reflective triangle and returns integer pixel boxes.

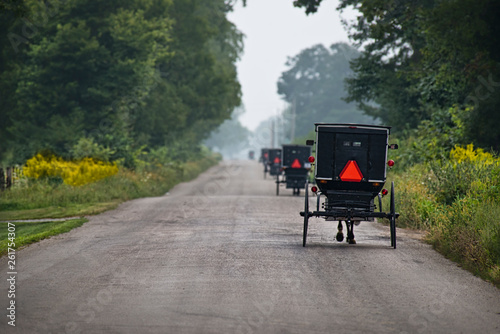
[274,157,281,164]
[291,158,302,168]
[339,160,363,182]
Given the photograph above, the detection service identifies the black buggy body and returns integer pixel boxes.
[267,148,282,177]
[276,145,311,196]
[300,123,399,248]
[260,148,270,178]
[260,148,269,164]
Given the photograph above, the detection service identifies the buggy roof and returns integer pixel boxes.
[315,123,391,134]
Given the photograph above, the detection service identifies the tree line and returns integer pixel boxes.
[0,0,243,166]
[277,42,376,139]
[293,0,500,150]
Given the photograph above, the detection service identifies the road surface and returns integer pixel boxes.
[1,160,500,333]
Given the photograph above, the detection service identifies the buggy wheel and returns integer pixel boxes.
[378,193,383,212]
[390,181,396,249]
[303,180,309,247]
[276,175,280,196]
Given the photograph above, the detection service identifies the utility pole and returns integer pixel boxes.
[291,96,296,142]
[270,119,275,148]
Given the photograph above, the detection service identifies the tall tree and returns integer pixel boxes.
[204,107,250,159]
[277,42,376,138]
[2,0,172,163]
[136,0,243,149]
[0,0,243,164]
[295,0,500,148]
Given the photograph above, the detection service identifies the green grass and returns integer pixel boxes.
[0,218,87,256]
[388,164,500,287]
[0,155,219,220]
[0,201,121,221]
[0,154,220,253]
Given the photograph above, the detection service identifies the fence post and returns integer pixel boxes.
[0,168,4,191]
[6,167,12,189]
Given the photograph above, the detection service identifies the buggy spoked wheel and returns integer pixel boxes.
[276,175,280,196]
[390,181,396,249]
[303,180,309,247]
[378,194,383,212]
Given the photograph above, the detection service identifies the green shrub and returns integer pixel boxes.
[0,151,221,220]
[392,143,500,286]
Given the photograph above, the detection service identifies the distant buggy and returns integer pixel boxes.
[300,124,399,248]
[266,148,282,178]
[260,148,270,177]
[276,144,312,196]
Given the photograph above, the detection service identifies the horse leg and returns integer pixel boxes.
[336,221,344,242]
[346,220,356,244]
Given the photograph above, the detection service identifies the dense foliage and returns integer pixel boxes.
[0,149,221,220]
[0,0,243,166]
[295,0,500,149]
[389,142,500,285]
[277,43,376,138]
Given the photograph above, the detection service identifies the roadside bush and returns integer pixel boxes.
[23,154,119,186]
[393,143,500,286]
[0,149,221,220]
[429,197,500,284]
[391,164,441,230]
[428,144,499,205]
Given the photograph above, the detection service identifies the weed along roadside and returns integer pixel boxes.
[0,152,221,255]
[385,143,500,288]
[0,218,87,257]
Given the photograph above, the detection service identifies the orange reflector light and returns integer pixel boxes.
[311,186,318,193]
[308,156,315,163]
[319,180,328,184]
[339,160,363,182]
[381,189,388,196]
[387,160,395,167]
[291,158,302,168]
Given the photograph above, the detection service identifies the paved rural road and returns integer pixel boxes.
[2,160,500,334]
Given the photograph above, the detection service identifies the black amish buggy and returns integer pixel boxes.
[266,148,282,178]
[300,123,399,248]
[248,150,255,160]
[275,144,312,196]
[260,148,270,177]
[259,148,269,163]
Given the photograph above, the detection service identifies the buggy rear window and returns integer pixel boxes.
[343,141,362,147]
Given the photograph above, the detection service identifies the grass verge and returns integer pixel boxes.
[0,218,87,257]
[385,163,500,288]
[0,154,220,253]
[0,155,219,220]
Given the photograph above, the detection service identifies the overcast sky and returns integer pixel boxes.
[227,0,357,131]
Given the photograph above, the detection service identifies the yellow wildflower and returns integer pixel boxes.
[24,154,118,186]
